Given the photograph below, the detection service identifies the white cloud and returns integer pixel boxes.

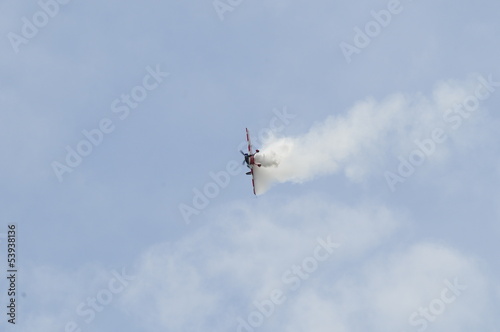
[280,242,494,332]
[11,194,500,332]
[119,195,400,331]
[118,195,499,331]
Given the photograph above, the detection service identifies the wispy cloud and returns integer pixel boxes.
[10,193,498,331]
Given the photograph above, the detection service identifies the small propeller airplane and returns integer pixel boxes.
[240,128,261,195]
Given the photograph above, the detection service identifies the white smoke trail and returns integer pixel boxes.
[252,77,486,195]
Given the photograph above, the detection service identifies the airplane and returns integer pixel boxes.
[240,128,261,195]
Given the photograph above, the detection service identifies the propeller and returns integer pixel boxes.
[240,150,247,165]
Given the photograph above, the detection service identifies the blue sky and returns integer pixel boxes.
[1,0,500,331]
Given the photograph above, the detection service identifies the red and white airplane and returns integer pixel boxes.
[240,128,261,195]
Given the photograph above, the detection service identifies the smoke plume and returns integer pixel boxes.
[252,77,488,195]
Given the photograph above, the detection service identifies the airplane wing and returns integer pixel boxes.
[246,128,257,195]
[250,168,256,195]
[246,128,254,155]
